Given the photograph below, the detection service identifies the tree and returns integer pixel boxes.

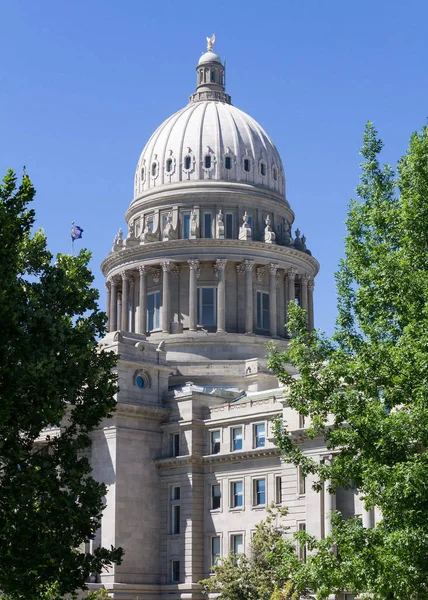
[267,123,428,599]
[0,170,123,600]
[200,505,299,600]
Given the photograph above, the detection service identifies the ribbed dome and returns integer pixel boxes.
[134,101,285,199]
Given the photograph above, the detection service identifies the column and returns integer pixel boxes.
[161,261,171,333]
[129,275,135,333]
[188,260,199,331]
[286,268,298,337]
[308,279,315,331]
[105,280,111,332]
[244,260,254,334]
[362,506,375,529]
[109,278,118,332]
[117,293,122,330]
[269,263,278,338]
[300,274,309,313]
[216,259,227,333]
[138,265,147,335]
[323,456,336,537]
[121,271,129,332]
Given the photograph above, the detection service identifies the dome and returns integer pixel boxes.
[198,51,221,64]
[134,101,285,199]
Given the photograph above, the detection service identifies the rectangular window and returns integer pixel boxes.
[298,523,307,561]
[254,423,266,448]
[172,504,180,534]
[147,291,161,331]
[170,433,180,457]
[231,481,243,508]
[197,287,217,326]
[231,533,244,555]
[225,213,234,239]
[247,215,253,228]
[231,427,243,451]
[183,213,191,239]
[171,560,180,583]
[211,430,221,454]
[172,486,180,500]
[211,536,221,567]
[161,213,168,231]
[256,291,270,330]
[146,215,154,232]
[253,478,266,506]
[275,476,282,504]
[299,413,306,429]
[211,483,221,510]
[298,466,306,495]
[203,213,213,238]
[225,156,232,169]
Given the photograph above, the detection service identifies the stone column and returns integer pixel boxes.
[244,260,255,334]
[161,261,172,333]
[216,259,227,333]
[117,293,122,330]
[268,263,278,338]
[121,271,129,332]
[109,277,118,332]
[138,265,147,335]
[129,275,135,333]
[300,275,309,329]
[105,280,111,332]
[323,456,336,537]
[308,279,315,331]
[286,268,298,336]
[187,260,199,331]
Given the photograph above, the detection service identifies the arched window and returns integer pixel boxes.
[184,155,192,170]
[260,162,266,176]
[273,166,278,181]
[225,156,232,170]
[166,158,173,173]
[204,155,212,169]
[152,162,158,177]
[244,158,250,173]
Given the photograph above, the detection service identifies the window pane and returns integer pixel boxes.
[212,484,221,509]
[225,214,233,239]
[172,505,180,534]
[232,428,242,451]
[255,424,265,447]
[255,479,266,505]
[233,481,243,507]
[183,214,190,239]
[232,534,243,555]
[205,155,211,169]
[225,156,231,169]
[276,477,282,504]
[212,536,220,566]
[198,288,216,326]
[172,560,180,582]
[204,213,212,238]
[211,430,220,454]
[184,155,191,170]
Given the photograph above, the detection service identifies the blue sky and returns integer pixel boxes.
[1,0,427,335]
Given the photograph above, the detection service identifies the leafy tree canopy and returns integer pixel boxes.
[0,170,123,600]
[268,123,428,600]
[200,505,299,600]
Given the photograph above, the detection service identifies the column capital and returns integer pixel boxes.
[187,259,200,270]
[300,273,311,284]
[308,278,315,291]
[268,262,279,274]
[105,280,111,291]
[287,267,299,279]
[138,264,148,276]
[244,259,255,271]
[215,258,228,269]
[120,270,130,281]
[161,261,172,272]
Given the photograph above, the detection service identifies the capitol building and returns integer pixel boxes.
[90,38,368,600]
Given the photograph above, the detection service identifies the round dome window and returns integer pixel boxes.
[135,373,150,389]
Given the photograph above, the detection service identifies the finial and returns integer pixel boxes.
[206,34,216,52]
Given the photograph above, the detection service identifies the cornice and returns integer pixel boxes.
[155,446,280,469]
[101,239,320,276]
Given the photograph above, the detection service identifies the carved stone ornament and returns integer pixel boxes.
[308,279,315,292]
[216,210,225,239]
[151,268,161,283]
[236,263,245,275]
[244,259,255,272]
[287,267,299,280]
[190,208,199,239]
[138,265,148,277]
[162,212,178,241]
[112,228,124,252]
[256,267,266,283]
[264,215,276,244]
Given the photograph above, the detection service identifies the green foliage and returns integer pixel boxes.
[199,505,298,600]
[85,589,111,599]
[268,123,428,599]
[0,170,123,600]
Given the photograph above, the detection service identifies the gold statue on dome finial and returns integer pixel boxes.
[206,34,216,52]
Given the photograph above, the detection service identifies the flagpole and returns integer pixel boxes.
[71,221,74,255]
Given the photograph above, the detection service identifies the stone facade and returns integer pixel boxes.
[87,41,370,600]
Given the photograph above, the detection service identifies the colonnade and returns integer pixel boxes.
[105,259,315,336]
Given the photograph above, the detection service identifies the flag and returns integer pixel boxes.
[71,222,84,240]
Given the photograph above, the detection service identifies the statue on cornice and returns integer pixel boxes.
[162,212,178,241]
[190,209,199,239]
[264,215,276,244]
[216,209,224,239]
[206,34,216,52]
[239,211,252,241]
